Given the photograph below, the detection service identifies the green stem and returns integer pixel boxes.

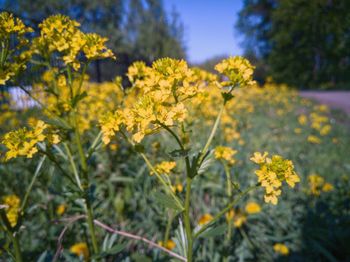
[197,103,225,167]
[11,234,22,262]
[63,143,83,191]
[223,162,232,198]
[194,184,258,238]
[184,176,193,262]
[86,131,103,160]
[85,198,99,255]
[163,211,173,244]
[159,123,191,176]
[20,156,46,212]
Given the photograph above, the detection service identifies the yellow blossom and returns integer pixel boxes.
[245,202,261,214]
[273,243,289,255]
[1,195,20,227]
[158,239,176,250]
[56,204,66,216]
[198,213,213,226]
[307,135,321,144]
[152,161,176,175]
[251,153,300,205]
[70,243,89,261]
[214,146,237,165]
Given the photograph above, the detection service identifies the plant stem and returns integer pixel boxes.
[184,176,193,262]
[20,156,46,212]
[163,211,173,244]
[11,234,22,262]
[85,198,99,254]
[197,103,225,167]
[72,111,99,255]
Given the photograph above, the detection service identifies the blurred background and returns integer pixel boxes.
[2,0,350,90]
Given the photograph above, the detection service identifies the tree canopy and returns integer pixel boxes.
[237,0,350,89]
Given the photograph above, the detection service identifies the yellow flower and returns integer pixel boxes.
[2,195,20,227]
[70,243,89,261]
[251,153,300,205]
[215,56,255,87]
[198,213,213,225]
[56,204,66,216]
[307,135,321,144]
[320,125,331,136]
[171,183,183,193]
[214,146,237,165]
[298,114,307,125]
[273,243,289,255]
[245,202,261,214]
[158,239,176,250]
[152,161,176,175]
[226,209,247,228]
[322,183,334,192]
[250,151,268,164]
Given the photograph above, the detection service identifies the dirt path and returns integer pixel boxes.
[300,91,350,114]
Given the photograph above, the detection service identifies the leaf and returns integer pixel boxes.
[152,191,182,211]
[199,224,227,238]
[92,243,126,259]
[44,117,72,130]
[71,91,88,107]
[197,154,214,175]
[168,148,190,158]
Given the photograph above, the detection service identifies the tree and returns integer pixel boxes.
[237,0,350,89]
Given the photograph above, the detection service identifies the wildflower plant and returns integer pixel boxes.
[0,12,304,262]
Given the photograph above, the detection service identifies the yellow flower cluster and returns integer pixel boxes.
[273,243,289,255]
[152,161,176,176]
[1,195,20,227]
[307,174,334,196]
[214,146,237,165]
[215,56,255,88]
[70,242,89,261]
[1,120,60,161]
[32,14,114,71]
[251,152,300,205]
[0,12,33,85]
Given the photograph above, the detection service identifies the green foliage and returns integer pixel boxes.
[237,0,350,89]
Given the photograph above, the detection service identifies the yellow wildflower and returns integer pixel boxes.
[273,243,289,255]
[226,209,247,228]
[2,195,20,227]
[251,153,300,205]
[152,161,176,175]
[215,56,255,87]
[214,146,237,165]
[298,114,307,125]
[158,239,176,250]
[322,182,334,192]
[245,202,261,214]
[307,135,321,144]
[198,213,213,226]
[70,243,89,261]
[56,204,66,216]
[171,183,183,193]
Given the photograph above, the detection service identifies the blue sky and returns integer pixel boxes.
[164,0,243,63]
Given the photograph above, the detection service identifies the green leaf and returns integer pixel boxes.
[44,117,72,130]
[199,224,227,238]
[92,243,126,259]
[152,191,182,211]
[71,91,88,107]
[168,148,190,158]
